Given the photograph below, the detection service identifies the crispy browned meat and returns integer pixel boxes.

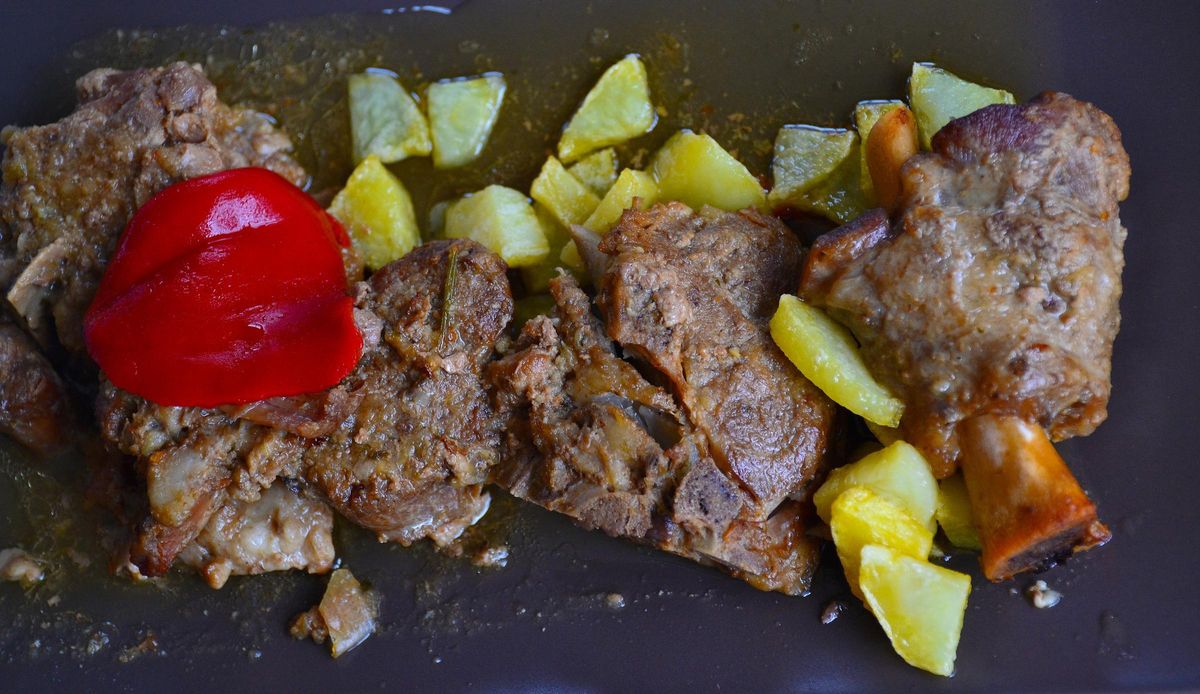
[100,240,512,578]
[0,316,69,456]
[491,203,838,595]
[801,92,1129,478]
[0,62,307,358]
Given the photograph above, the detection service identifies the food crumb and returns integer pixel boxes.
[821,599,846,624]
[1025,579,1062,609]
[0,548,44,586]
[604,592,626,610]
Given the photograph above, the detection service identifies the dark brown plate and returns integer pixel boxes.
[3,1,1199,690]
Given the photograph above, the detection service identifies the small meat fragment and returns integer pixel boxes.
[0,317,69,456]
[0,62,307,358]
[177,482,336,589]
[0,548,44,586]
[290,568,378,657]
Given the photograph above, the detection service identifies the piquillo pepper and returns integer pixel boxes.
[84,168,363,407]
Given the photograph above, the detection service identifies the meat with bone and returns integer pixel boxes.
[100,239,512,578]
[492,204,837,594]
[801,92,1128,578]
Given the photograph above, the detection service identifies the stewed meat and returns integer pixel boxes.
[801,92,1129,477]
[0,62,307,358]
[0,316,69,456]
[492,203,838,595]
[100,239,512,578]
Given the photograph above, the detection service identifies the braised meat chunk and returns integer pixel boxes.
[101,239,512,579]
[492,204,838,595]
[0,62,307,358]
[801,93,1129,578]
[0,316,69,456]
[600,203,838,516]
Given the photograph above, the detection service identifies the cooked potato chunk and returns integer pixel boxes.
[348,71,431,164]
[652,130,766,212]
[558,54,656,163]
[793,138,870,224]
[937,473,982,551]
[853,100,904,199]
[813,440,938,527]
[531,156,601,228]
[768,126,856,207]
[559,239,586,274]
[858,544,971,676]
[831,486,934,594]
[584,168,659,234]
[770,295,903,427]
[444,185,548,267]
[567,148,620,196]
[521,203,576,292]
[328,156,420,270]
[909,63,1015,149]
[427,73,506,169]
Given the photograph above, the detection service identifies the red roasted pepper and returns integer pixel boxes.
[84,168,363,407]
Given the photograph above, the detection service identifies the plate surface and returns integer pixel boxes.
[2,1,1199,691]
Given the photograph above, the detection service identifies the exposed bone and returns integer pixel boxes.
[957,414,1110,581]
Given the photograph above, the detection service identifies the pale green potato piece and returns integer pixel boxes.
[444,185,549,267]
[768,126,856,207]
[793,138,871,224]
[651,130,766,212]
[812,440,939,527]
[567,148,620,196]
[584,168,658,233]
[348,71,431,164]
[909,63,1015,149]
[859,544,971,677]
[530,156,601,228]
[427,199,451,238]
[328,155,420,270]
[936,473,983,551]
[558,54,656,163]
[853,100,905,200]
[427,72,506,169]
[770,295,903,427]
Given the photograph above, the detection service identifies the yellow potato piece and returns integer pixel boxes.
[813,440,938,527]
[909,63,1015,150]
[567,148,620,197]
[937,473,983,551]
[558,54,656,163]
[831,486,934,594]
[444,185,548,267]
[521,203,576,293]
[859,544,971,677]
[770,295,903,427]
[559,240,586,274]
[853,100,904,200]
[427,72,506,169]
[531,156,601,228]
[767,126,856,207]
[584,168,659,234]
[652,130,766,212]
[348,71,431,164]
[328,156,420,270]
